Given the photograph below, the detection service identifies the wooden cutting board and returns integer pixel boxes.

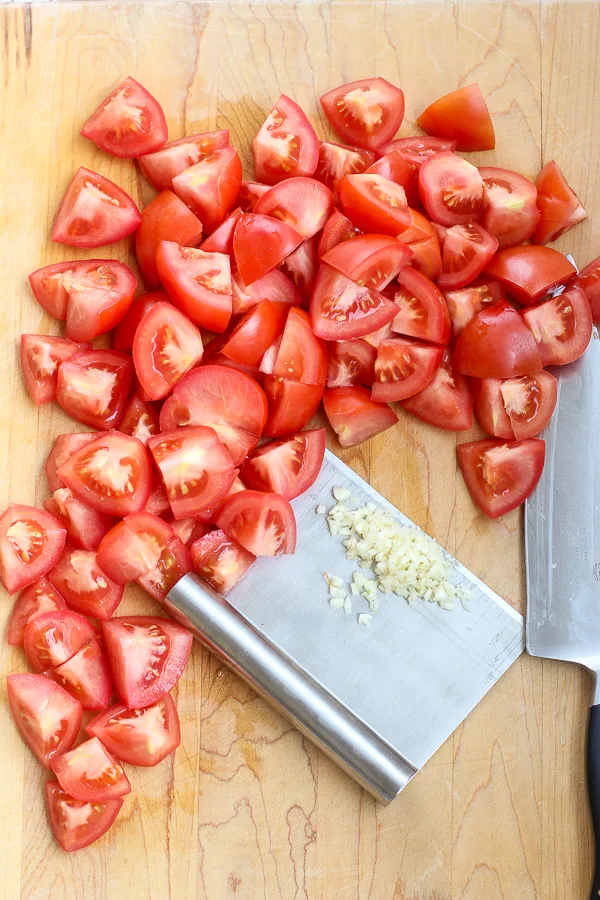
[1,2,599,897]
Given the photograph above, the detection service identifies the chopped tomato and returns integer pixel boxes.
[279,236,320,300]
[484,245,576,306]
[316,141,376,192]
[471,370,558,440]
[7,674,81,767]
[137,535,190,601]
[233,213,302,286]
[338,173,411,236]
[418,152,484,226]
[323,386,398,448]
[372,338,444,402]
[190,529,255,594]
[202,331,262,379]
[48,547,123,619]
[81,75,167,158]
[51,166,141,249]
[241,428,325,500]
[57,431,151,517]
[252,94,319,185]
[86,693,181,767]
[533,161,587,245]
[401,350,472,431]
[28,261,76,319]
[45,637,113,711]
[200,207,242,254]
[444,281,504,340]
[470,377,514,439]
[480,167,540,249]
[52,735,131,802]
[417,84,495,151]
[262,377,325,438]
[366,149,420,208]
[46,433,98,493]
[239,181,270,212]
[20,335,90,405]
[45,780,123,852]
[0,505,66,595]
[159,365,268,465]
[522,286,592,366]
[436,222,499,291]
[56,349,133,430]
[271,307,327,384]
[310,264,397,341]
[572,256,600,324]
[320,78,405,151]
[453,299,542,378]
[327,340,376,389]
[7,577,67,646]
[193,475,246,526]
[135,190,203,288]
[397,211,442,281]
[231,268,301,316]
[318,210,359,257]
[119,394,160,445]
[390,267,451,344]
[172,146,242,233]
[24,609,96,672]
[458,437,545,518]
[96,513,174,584]
[156,241,232,332]
[362,321,394,349]
[112,291,165,352]
[148,426,236,519]
[323,233,412,290]
[380,136,457,169]
[132,300,204,401]
[138,130,230,191]
[144,479,170,517]
[254,177,333,240]
[221,300,288,367]
[101,615,193,708]
[216,490,296,556]
[44,489,113,551]
[167,516,212,547]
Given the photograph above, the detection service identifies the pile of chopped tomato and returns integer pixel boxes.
[4,73,596,851]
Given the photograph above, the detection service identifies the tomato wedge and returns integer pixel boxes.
[401,349,472,431]
[522,286,592,366]
[96,513,174,584]
[252,94,319,185]
[190,529,255,594]
[45,781,123,852]
[241,429,325,500]
[46,433,98,493]
[119,393,160,445]
[262,377,325,438]
[51,167,141,248]
[159,366,268,465]
[138,130,230,191]
[390,267,450,344]
[279,235,320,301]
[48,547,123,619]
[24,609,96,672]
[372,338,444,402]
[81,76,167,158]
[533,161,587,245]
[320,78,405,151]
[132,301,204,401]
[57,431,151,517]
[418,152,484,227]
[172,146,242,233]
[471,370,558,440]
[20,335,89,405]
[271,307,327,384]
[310,264,397,341]
[453,300,542,378]
[318,210,360,257]
[239,181,270,212]
[221,300,288,367]
[144,479,170,517]
[572,256,600,324]
[233,213,302,286]
[485,245,577,306]
[417,84,495,151]
[323,234,412,291]
[444,281,504,340]
[8,674,81,767]
[398,212,442,281]
[338,173,411,236]
[231,268,301,316]
[137,535,190,601]
[52,736,131,802]
[327,340,376,389]
[253,177,333,241]
[148,426,236,519]
[323,386,398,448]
[167,517,212,548]
[45,637,113,711]
[86,693,181,767]
[480,167,540,249]
[0,504,66,594]
[156,241,232,332]
[44,488,113,551]
[436,223,499,291]
[112,291,164,352]
[316,141,376,191]
[56,349,133,430]
[380,136,457,169]
[102,615,193,708]
[216,490,296,556]
[366,150,420,208]
[7,577,67,646]
[458,438,545,518]
[135,190,203,288]
[200,207,242,254]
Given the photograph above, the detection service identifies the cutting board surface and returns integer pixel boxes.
[1,2,599,898]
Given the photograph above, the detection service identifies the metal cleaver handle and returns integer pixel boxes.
[588,700,600,897]
[165,573,416,804]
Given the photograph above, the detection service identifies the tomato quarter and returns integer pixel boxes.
[401,349,472,431]
[262,377,325,438]
[533,160,587,245]
[156,241,232,332]
[381,136,457,169]
[271,307,327,384]
[119,393,160,445]
[112,291,165,352]
[320,78,405,151]
[338,173,411,236]
[44,488,113,551]
[324,386,398,447]
[480,167,540,249]
[56,349,133,430]
[436,222,499,291]
[200,207,242,254]
[323,233,412,291]
[0,504,66,594]
[20,335,90,406]
[471,369,558,440]
[216,490,296,556]
[310,264,398,341]
[8,674,82,767]
[453,299,542,378]
[7,577,67,646]
[316,141,376,192]
[135,190,203,288]
[96,512,174,584]
[327,340,376,389]
[137,535,190,601]
[417,84,495,151]
[418,152,484,227]
[81,76,167,158]
[318,210,360,257]
[172,145,242,233]
[372,338,444,402]
[138,130,230,191]
[133,301,204,400]
[221,300,288,368]
[45,433,99,493]
[86,693,181,767]
[484,245,576,306]
[231,268,301,316]
[254,177,333,240]
[48,547,123,619]
[52,736,131,802]
[572,256,600,324]
[521,286,592,366]
[458,437,545,518]
[241,428,325,500]
[233,213,303,286]
[45,637,113,711]
[252,94,319,185]
[444,281,504,340]
[45,781,123,852]
[190,529,256,594]
[24,609,96,672]
[390,267,450,344]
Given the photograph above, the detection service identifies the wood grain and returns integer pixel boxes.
[1,1,599,897]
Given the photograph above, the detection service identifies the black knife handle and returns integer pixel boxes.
[587,704,600,898]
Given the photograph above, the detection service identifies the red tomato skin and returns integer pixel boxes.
[279,235,320,302]
[136,536,191,601]
[138,131,230,191]
[272,307,327,385]
[310,264,398,341]
[135,191,203,289]
[29,261,74,319]
[320,78,405,151]
[572,256,600,324]
[190,529,256,594]
[366,150,420,208]
[470,378,515,440]
[338,173,412,236]
[252,94,319,185]
[372,338,444,402]
[418,152,484,227]
[20,335,90,405]
[51,166,141,249]
[48,547,124,619]
[216,490,296,556]
[56,350,134,431]
[532,161,587,245]
[45,781,123,852]
[436,223,499,291]
[119,394,160,445]
[401,350,472,431]
[156,241,233,333]
[327,340,376,389]
[417,84,495,151]
[471,370,558,441]
[7,674,82,767]
[86,693,181,767]
[484,245,576,306]
[0,505,67,595]
[65,263,137,343]
[315,141,376,192]
[45,433,99,494]
[322,233,412,291]
[96,513,174,584]
[200,207,241,254]
[479,167,540,249]
[458,438,546,518]
[262,377,324,438]
[324,386,398,448]
[80,76,167,158]
[7,577,67,646]
[132,300,204,401]
[239,181,271,212]
[453,300,543,378]
[233,213,303,286]
[253,177,333,240]
[380,136,457,169]
[24,609,97,672]
[45,637,113,711]
[444,281,505,341]
[112,291,165,352]
[172,146,242,233]
[231,268,301,316]
[241,428,326,500]
[391,267,451,345]
[51,736,131,802]
[318,210,359,257]
[44,489,114,551]
[521,287,592,366]
[221,300,288,368]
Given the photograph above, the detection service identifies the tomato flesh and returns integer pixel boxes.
[96,513,173,585]
[279,235,320,301]
[48,547,123,619]
[320,78,405,151]
[572,256,600,324]
[484,245,576,306]
[119,394,160,445]
[453,300,543,378]
[252,94,319,185]
[458,437,546,518]
[20,335,90,405]
[239,181,270,212]
[45,780,123,852]
[254,177,333,240]
[401,350,472,431]
[366,150,420,208]
[272,307,327,384]
[316,141,376,191]
[200,207,242,254]
[135,190,203,288]
[172,145,242,234]
[138,130,230,191]
[390,267,450,344]
[56,349,134,430]
[310,264,398,341]
[221,300,287,368]
[24,609,96,672]
[156,241,233,332]
[323,386,398,448]
[338,173,411,236]
[216,490,296,556]
[318,210,360,257]
[327,340,376,389]
[241,428,325,500]
[45,637,113,711]
[480,167,540,249]
[231,268,301,316]
[418,152,484,227]
[44,488,114,551]
[372,338,444,402]
[190,529,256,594]
[397,210,442,282]
[436,222,499,291]
[52,735,131,802]
[262,377,325,438]
[7,577,67,646]
[471,370,558,440]
[133,300,204,400]
[381,136,457,169]
[7,673,82,767]
[533,161,587,245]
[417,84,495,151]
[444,281,504,341]
[86,693,181,767]
[112,291,165,352]
[0,504,66,595]
[136,535,191,601]
[521,286,592,366]
[81,75,167,158]
[323,233,412,291]
[233,213,303,286]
